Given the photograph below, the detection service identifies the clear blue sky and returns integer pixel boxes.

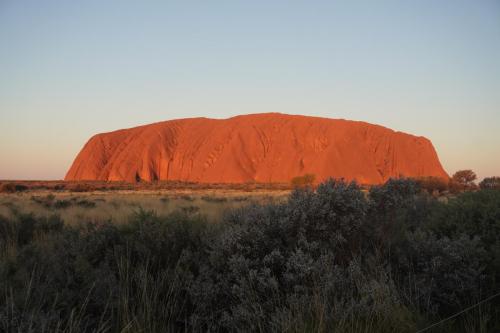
[1,0,499,180]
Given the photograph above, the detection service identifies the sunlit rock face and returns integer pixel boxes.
[65,113,449,184]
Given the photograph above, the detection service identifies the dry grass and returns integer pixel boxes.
[0,180,294,193]
[0,189,289,225]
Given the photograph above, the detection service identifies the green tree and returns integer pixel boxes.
[479,176,500,190]
[450,169,477,192]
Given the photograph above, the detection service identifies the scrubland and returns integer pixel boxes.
[0,179,499,332]
[0,189,287,225]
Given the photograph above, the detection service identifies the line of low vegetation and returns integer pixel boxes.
[1,177,499,332]
[1,169,498,195]
[416,170,500,195]
[0,180,292,193]
[290,169,500,194]
[30,194,97,209]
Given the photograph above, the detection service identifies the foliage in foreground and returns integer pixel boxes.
[0,180,499,332]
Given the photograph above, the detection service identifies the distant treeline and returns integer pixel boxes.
[416,170,500,194]
[1,178,499,332]
[290,169,500,194]
[2,169,499,194]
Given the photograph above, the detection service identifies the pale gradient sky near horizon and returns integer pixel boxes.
[0,0,499,180]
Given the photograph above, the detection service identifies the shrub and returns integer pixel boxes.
[426,190,500,248]
[0,213,64,250]
[232,196,249,202]
[189,179,398,331]
[291,174,316,188]
[201,196,227,203]
[0,183,28,193]
[75,199,96,208]
[479,176,500,190]
[392,231,486,316]
[450,169,478,192]
[415,176,449,194]
[0,210,208,332]
[179,194,195,201]
[366,178,421,251]
[1,180,499,332]
[53,199,73,209]
[181,205,200,215]
[68,183,95,192]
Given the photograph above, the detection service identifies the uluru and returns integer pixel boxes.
[65,113,449,184]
